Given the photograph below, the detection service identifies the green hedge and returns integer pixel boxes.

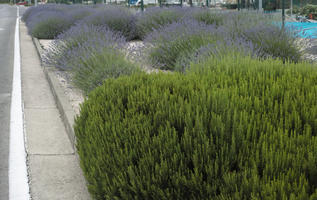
[74,55,317,199]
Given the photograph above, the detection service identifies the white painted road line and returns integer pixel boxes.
[9,6,30,200]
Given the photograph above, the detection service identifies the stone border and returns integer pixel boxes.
[32,37,77,149]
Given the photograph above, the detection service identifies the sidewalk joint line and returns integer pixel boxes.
[28,153,75,156]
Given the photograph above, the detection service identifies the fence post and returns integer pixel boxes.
[282,0,285,28]
[259,0,262,10]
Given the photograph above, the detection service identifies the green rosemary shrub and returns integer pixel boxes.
[74,55,317,200]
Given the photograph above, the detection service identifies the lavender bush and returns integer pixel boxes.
[67,7,95,22]
[145,11,301,71]
[175,38,262,72]
[44,24,138,94]
[22,4,74,23]
[136,6,190,39]
[145,19,223,70]
[22,4,61,23]
[27,10,73,39]
[44,23,125,70]
[79,6,137,40]
[218,12,301,62]
[23,4,94,39]
[189,8,224,26]
[72,46,139,94]
[241,23,301,62]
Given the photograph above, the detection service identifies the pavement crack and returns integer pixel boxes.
[28,153,75,156]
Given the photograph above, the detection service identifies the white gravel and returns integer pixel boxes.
[40,39,84,115]
[297,38,317,63]
[123,41,161,73]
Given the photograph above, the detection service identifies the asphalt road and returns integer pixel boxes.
[0,5,18,199]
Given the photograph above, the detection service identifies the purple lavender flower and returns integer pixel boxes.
[27,10,73,39]
[241,22,301,62]
[136,6,192,39]
[145,19,221,70]
[23,4,96,39]
[175,37,263,72]
[44,23,126,71]
[79,6,137,40]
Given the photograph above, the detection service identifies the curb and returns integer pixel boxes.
[32,37,77,150]
[30,35,91,199]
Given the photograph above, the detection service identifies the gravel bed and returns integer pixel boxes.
[297,38,317,63]
[39,37,317,115]
[40,39,84,115]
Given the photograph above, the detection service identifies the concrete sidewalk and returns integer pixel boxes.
[20,21,90,199]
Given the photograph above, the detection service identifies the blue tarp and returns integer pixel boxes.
[285,22,317,38]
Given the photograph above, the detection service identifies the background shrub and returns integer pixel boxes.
[300,4,317,16]
[27,10,73,39]
[67,7,95,22]
[136,6,189,39]
[241,23,301,62]
[23,4,94,39]
[145,19,221,70]
[189,8,224,26]
[79,6,137,40]
[174,38,261,72]
[74,55,317,199]
[22,4,58,22]
[146,11,301,71]
[44,24,137,94]
[44,24,125,70]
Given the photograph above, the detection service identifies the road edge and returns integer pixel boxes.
[9,7,30,200]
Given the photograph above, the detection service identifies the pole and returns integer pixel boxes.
[205,0,208,7]
[237,0,240,10]
[180,0,182,7]
[282,0,285,28]
[141,0,144,11]
[291,0,293,16]
[35,0,37,6]
[259,0,262,10]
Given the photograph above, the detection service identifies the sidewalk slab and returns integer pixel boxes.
[28,155,89,200]
[24,108,74,155]
[20,24,56,108]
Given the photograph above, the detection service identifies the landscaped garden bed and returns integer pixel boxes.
[23,4,317,199]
